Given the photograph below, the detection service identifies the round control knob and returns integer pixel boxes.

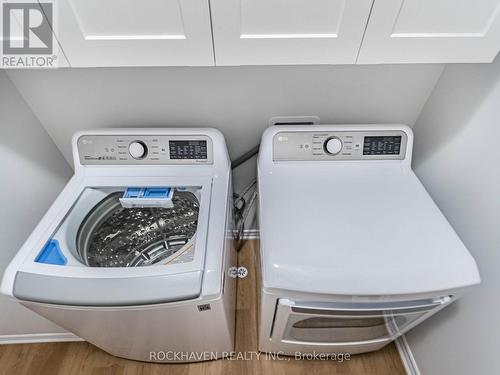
[324,137,343,155]
[128,141,147,159]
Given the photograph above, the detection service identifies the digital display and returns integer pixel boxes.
[363,136,402,155]
[169,140,208,160]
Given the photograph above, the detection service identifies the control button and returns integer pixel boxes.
[324,137,343,155]
[128,141,147,159]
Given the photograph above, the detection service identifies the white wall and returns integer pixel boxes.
[407,57,500,374]
[6,64,445,230]
[0,71,73,336]
[0,63,456,342]
[6,65,445,164]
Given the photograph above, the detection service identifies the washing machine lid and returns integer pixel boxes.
[8,175,213,306]
[258,164,480,296]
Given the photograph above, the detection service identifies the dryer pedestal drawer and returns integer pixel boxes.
[271,297,452,347]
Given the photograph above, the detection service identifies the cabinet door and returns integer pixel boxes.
[210,0,373,65]
[52,0,214,67]
[358,0,500,63]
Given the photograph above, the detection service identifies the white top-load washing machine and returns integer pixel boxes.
[1,128,236,362]
[258,124,480,355]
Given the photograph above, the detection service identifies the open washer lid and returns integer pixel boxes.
[8,175,212,306]
[258,125,480,296]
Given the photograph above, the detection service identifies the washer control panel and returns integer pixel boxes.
[273,130,407,161]
[77,135,213,165]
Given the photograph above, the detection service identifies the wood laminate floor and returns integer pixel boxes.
[0,240,405,375]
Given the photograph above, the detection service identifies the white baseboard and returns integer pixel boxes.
[0,332,83,345]
[241,228,259,239]
[395,335,420,375]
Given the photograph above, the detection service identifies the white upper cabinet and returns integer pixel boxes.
[209,0,374,65]
[38,0,500,66]
[358,0,500,63]
[54,0,215,67]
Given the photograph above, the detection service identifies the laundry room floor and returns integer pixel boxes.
[0,240,405,375]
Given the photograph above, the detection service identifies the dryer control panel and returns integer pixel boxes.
[77,135,213,165]
[272,130,408,161]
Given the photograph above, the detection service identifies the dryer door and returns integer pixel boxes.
[271,297,452,346]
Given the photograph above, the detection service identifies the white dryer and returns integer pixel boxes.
[1,128,236,362]
[257,124,480,355]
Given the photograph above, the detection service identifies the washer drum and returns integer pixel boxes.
[76,189,199,267]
